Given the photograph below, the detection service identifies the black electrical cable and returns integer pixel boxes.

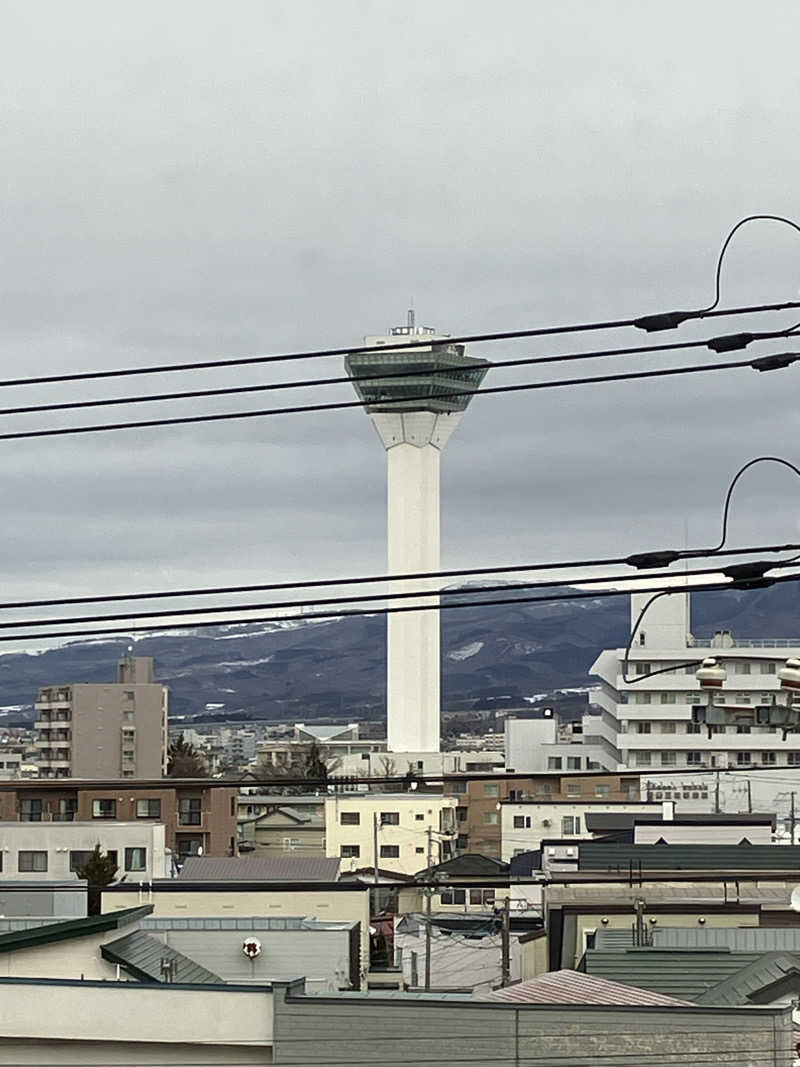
[0,559,788,633]
[1,538,797,614]
[0,348,796,443]
[708,456,800,554]
[1,295,799,393]
[2,570,797,643]
[700,214,800,315]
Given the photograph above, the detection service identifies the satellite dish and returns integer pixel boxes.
[790,886,800,912]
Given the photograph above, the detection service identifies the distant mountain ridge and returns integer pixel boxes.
[0,582,797,724]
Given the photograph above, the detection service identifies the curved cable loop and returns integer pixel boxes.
[621,589,702,684]
[698,214,800,315]
[709,456,800,554]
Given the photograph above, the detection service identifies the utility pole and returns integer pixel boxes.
[791,793,796,845]
[714,770,720,814]
[373,812,380,886]
[746,778,752,814]
[424,826,433,992]
[500,895,511,988]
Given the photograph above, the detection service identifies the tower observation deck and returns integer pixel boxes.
[346,315,489,753]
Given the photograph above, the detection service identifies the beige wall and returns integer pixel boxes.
[0,930,122,981]
[105,887,371,984]
[69,682,167,779]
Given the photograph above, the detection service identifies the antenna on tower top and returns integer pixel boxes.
[407,303,415,330]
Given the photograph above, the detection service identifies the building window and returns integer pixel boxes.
[440,888,466,905]
[136,799,161,818]
[733,662,751,675]
[124,848,146,872]
[456,807,467,823]
[456,834,469,850]
[20,798,43,822]
[634,693,651,705]
[483,784,499,797]
[483,812,498,825]
[686,722,702,734]
[567,784,581,797]
[634,753,651,766]
[178,797,202,826]
[470,889,495,906]
[660,693,677,705]
[595,784,610,798]
[340,811,360,826]
[660,752,677,766]
[788,753,800,765]
[379,845,400,859]
[736,752,751,766]
[340,845,360,858]
[69,850,95,872]
[567,756,582,770]
[92,799,117,819]
[661,722,676,734]
[282,837,301,851]
[760,662,777,675]
[415,813,425,820]
[562,816,580,835]
[636,723,651,734]
[547,757,562,770]
[18,850,47,873]
[634,663,651,676]
[450,781,467,795]
[380,812,400,826]
[415,846,424,854]
[513,815,531,828]
[736,725,751,735]
[761,752,777,765]
[686,750,702,764]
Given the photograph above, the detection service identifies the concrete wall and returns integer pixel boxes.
[272,982,791,1065]
[0,883,86,918]
[104,886,371,984]
[501,800,657,860]
[0,978,272,1064]
[0,930,122,981]
[634,822,773,844]
[0,821,166,879]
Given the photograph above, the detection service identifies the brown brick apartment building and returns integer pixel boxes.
[445,772,643,857]
[0,778,238,862]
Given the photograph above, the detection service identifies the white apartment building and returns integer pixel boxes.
[324,793,457,875]
[591,591,800,773]
[0,821,168,880]
[505,711,621,774]
[500,799,659,861]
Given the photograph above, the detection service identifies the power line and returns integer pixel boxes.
[1,570,797,643]
[0,537,796,613]
[2,559,797,635]
[0,348,796,443]
[0,291,798,393]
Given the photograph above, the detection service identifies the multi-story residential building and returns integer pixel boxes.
[324,793,457,876]
[237,793,326,856]
[591,591,800,772]
[0,820,167,880]
[505,709,622,774]
[444,772,643,858]
[500,798,660,861]
[34,656,168,779]
[0,779,238,863]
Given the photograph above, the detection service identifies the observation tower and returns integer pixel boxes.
[346,312,489,752]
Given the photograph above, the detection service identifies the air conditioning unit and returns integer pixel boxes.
[542,819,552,827]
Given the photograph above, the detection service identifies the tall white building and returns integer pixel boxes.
[346,315,488,753]
[591,591,800,772]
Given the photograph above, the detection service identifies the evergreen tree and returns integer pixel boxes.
[75,844,118,915]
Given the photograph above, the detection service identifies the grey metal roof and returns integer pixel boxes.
[141,916,357,932]
[177,855,341,882]
[101,930,223,984]
[578,842,800,871]
[582,949,764,1001]
[695,951,800,1005]
[414,854,509,880]
[655,927,800,952]
[486,970,693,1006]
[0,905,152,955]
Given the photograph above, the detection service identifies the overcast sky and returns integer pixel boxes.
[0,1,799,640]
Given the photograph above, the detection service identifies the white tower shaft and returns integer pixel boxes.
[386,441,441,753]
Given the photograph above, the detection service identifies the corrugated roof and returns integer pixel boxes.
[655,927,800,952]
[177,856,340,882]
[486,970,693,1006]
[141,916,357,932]
[0,905,152,955]
[101,930,223,984]
[696,951,800,1006]
[578,842,800,871]
[582,949,764,1000]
